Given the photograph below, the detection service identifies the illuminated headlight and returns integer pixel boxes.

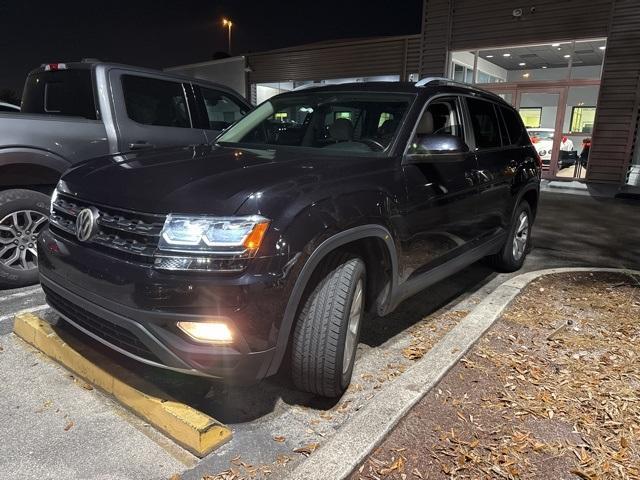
[158,215,270,253]
[177,321,233,344]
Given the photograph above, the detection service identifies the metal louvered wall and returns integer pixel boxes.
[247,35,422,85]
[588,0,640,184]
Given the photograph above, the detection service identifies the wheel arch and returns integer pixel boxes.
[0,147,68,193]
[266,224,399,376]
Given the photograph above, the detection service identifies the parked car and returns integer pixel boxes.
[527,128,554,168]
[0,102,20,112]
[0,61,250,288]
[39,79,540,397]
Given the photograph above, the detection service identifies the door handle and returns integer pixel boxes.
[129,142,155,150]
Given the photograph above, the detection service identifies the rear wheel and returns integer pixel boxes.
[291,253,366,397]
[489,201,532,272]
[0,189,50,288]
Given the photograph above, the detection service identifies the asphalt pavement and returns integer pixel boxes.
[0,190,638,480]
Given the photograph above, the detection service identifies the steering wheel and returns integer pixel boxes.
[356,138,385,151]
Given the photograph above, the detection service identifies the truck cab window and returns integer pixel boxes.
[121,75,190,128]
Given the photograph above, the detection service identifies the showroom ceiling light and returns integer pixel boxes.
[564,54,571,58]
[541,66,548,69]
[551,43,561,47]
[599,46,606,50]
[522,73,530,78]
[503,53,511,57]
[486,55,494,58]
[519,62,526,66]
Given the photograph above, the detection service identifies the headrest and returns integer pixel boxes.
[378,118,399,135]
[416,111,434,135]
[329,118,354,141]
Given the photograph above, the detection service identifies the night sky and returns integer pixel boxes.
[1,0,423,95]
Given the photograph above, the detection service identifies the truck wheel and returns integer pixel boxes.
[489,201,532,272]
[291,253,366,397]
[0,189,50,288]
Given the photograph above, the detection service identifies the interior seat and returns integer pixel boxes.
[323,118,370,151]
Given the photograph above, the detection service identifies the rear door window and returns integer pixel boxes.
[200,87,249,130]
[21,70,97,119]
[466,98,501,149]
[121,75,191,128]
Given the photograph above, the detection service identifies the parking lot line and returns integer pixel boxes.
[13,312,232,457]
[0,304,49,322]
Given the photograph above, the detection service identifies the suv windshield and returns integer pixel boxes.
[217,91,414,155]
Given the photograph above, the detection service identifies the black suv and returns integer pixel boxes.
[38,79,540,397]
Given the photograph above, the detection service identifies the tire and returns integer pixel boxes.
[291,253,366,397]
[0,189,50,288]
[489,201,532,273]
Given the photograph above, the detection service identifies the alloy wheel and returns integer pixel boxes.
[0,210,48,270]
[512,211,529,261]
[342,279,364,374]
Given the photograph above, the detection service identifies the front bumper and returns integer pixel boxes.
[38,228,291,384]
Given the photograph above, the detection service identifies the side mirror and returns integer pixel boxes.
[404,134,469,164]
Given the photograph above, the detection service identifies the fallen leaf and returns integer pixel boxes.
[293,443,320,457]
[273,435,286,443]
[64,420,74,431]
[379,456,406,476]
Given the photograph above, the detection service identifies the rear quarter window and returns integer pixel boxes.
[21,70,97,119]
[500,106,527,145]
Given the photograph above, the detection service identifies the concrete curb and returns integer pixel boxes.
[13,312,232,458]
[284,267,640,480]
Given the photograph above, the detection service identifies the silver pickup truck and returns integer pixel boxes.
[0,60,251,288]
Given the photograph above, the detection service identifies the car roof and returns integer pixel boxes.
[277,80,510,106]
[26,61,246,101]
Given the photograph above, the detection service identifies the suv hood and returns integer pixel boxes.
[61,144,327,215]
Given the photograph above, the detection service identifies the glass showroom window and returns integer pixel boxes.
[570,106,596,134]
[519,108,542,128]
[449,52,505,84]
[450,39,605,85]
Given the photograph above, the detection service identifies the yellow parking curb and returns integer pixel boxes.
[13,312,232,457]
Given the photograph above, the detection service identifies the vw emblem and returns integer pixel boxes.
[75,208,99,242]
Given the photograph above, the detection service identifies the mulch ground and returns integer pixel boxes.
[351,272,640,480]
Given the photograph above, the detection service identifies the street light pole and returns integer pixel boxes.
[222,18,233,55]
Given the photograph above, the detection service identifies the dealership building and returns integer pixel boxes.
[167,0,640,192]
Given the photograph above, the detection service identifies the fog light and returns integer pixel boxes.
[177,321,233,344]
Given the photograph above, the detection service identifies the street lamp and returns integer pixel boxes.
[222,18,233,54]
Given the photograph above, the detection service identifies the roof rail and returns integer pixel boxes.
[415,77,475,88]
[414,77,451,87]
[415,77,507,101]
[292,82,324,91]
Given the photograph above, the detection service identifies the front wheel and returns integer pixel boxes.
[291,253,366,397]
[489,202,532,272]
[0,189,50,288]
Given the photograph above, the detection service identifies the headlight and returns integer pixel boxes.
[158,215,270,254]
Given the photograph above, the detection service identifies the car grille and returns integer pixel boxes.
[43,285,161,363]
[49,193,165,263]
